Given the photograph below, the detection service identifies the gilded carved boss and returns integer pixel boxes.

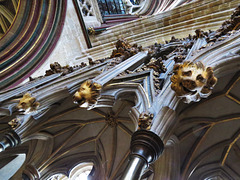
[171,61,217,103]
[17,93,40,114]
[73,80,102,107]
[138,112,153,130]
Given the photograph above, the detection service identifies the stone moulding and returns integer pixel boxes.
[170,61,217,103]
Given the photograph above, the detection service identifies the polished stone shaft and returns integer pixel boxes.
[121,129,164,180]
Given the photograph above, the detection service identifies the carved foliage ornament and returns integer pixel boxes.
[105,113,118,127]
[17,93,40,114]
[45,62,73,76]
[73,80,102,107]
[8,118,21,130]
[171,61,217,103]
[138,112,154,130]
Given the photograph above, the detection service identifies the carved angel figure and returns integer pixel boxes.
[171,61,217,103]
[73,80,102,107]
[138,112,154,130]
[17,93,40,114]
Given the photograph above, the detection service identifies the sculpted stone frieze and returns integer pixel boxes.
[110,39,143,61]
[17,93,40,114]
[170,61,217,103]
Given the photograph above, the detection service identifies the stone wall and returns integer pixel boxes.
[28,0,88,79]
[75,0,239,63]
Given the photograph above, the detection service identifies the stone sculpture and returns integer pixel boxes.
[17,93,40,114]
[73,80,102,107]
[8,118,20,130]
[45,62,73,76]
[171,61,217,103]
[138,112,154,130]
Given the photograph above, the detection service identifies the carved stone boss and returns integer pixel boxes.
[170,61,217,103]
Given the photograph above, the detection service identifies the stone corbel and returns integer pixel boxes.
[73,52,148,108]
[170,61,217,103]
[138,112,153,130]
[17,93,40,114]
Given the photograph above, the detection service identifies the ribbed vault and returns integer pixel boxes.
[175,71,240,179]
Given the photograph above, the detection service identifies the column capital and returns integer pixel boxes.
[0,131,21,152]
[130,130,164,164]
[22,165,40,180]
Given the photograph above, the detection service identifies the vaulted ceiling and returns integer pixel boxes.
[175,71,240,179]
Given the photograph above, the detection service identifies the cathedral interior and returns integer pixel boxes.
[0,0,240,180]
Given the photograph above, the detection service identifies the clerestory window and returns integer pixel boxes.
[97,0,126,15]
[47,162,94,180]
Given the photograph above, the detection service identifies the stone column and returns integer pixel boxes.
[0,131,21,152]
[121,130,164,180]
[22,165,40,180]
[153,136,180,180]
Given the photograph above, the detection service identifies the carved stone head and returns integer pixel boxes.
[17,93,40,114]
[50,62,62,72]
[171,61,217,103]
[138,112,154,130]
[73,80,102,107]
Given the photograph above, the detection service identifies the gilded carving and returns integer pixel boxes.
[8,118,21,130]
[73,80,102,107]
[138,112,154,130]
[171,61,217,103]
[88,27,95,35]
[17,93,40,114]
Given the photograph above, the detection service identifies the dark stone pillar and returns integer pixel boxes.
[121,129,164,180]
[0,131,21,152]
[22,165,40,180]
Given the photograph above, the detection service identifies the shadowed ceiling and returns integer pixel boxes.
[175,71,240,179]
[19,96,137,180]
